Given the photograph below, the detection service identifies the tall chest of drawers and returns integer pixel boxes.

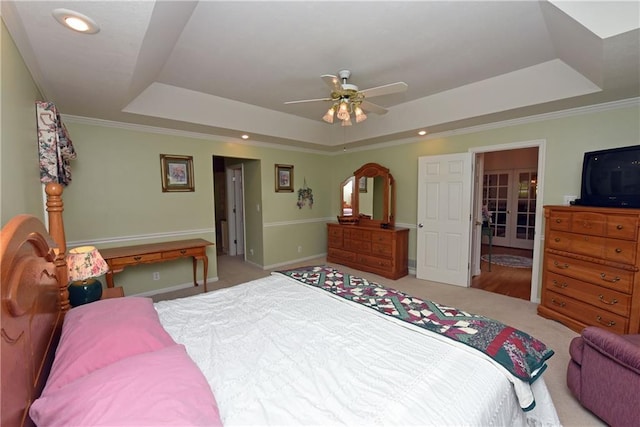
[327,223,409,280]
[538,206,640,334]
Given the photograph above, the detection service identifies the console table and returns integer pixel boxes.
[100,239,213,291]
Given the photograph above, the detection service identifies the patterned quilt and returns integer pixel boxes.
[277,266,554,388]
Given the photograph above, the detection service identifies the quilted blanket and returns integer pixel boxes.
[277,266,553,390]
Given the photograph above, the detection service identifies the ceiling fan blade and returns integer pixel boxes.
[360,82,408,98]
[360,100,388,115]
[321,74,341,92]
[284,97,332,105]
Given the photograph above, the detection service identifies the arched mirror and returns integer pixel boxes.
[340,163,395,227]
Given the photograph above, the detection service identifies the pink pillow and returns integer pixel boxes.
[44,297,176,392]
[30,344,222,426]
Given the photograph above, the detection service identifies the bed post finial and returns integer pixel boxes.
[45,183,70,312]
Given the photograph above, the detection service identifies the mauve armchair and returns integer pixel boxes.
[567,326,640,426]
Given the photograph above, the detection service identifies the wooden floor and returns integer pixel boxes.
[471,245,533,301]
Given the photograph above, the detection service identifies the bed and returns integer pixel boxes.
[1,183,561,426]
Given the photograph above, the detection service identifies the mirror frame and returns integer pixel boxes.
[351,163,395,227]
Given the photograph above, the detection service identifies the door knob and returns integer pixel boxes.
[418,223,424,228]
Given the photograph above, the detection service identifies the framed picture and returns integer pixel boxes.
[359,176,368,193]
[275,164,294,192]
[160,154,194,192]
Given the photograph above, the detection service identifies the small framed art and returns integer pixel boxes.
[160,154,194,192]
[275,164,294,192]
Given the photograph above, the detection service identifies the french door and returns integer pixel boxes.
[483,169,536,250]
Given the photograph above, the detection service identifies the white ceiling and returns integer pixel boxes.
[3,1,639,152]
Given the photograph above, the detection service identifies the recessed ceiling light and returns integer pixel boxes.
[52,9,100,34]
[418,130,427,136]
[241,134,249,140]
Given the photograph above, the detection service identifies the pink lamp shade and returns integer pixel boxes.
[67,246,109,283]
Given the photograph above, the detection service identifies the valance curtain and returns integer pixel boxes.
[36,101,77,186]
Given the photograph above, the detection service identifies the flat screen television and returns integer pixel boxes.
[575,145,640,208]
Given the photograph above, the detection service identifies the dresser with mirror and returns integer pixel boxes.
[328,163,409,279]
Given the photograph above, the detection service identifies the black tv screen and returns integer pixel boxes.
[579,145,640,208]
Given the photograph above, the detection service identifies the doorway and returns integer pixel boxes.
[470,142,544,302]
[212,156,247,262]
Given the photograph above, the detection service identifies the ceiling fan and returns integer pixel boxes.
[284,70,408,125]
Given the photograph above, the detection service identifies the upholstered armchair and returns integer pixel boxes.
[567,326,640,426]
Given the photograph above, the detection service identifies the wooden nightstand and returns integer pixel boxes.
[101,286,124,299]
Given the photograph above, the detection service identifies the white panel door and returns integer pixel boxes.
[226,166,245,256]
[416,153,472,287]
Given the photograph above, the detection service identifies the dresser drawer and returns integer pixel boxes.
[371,243,392,257]
[328,248,356,262]
[371,232,393,245]
[542,289,627,334]
[606,215,638,241]
[603,239,637,265]
[108,252,162,267]
[344,239,371,253]
[545,253,633,293]
[571,212,607,236]
[357,253,393,270]
[163,247,203,259]
[345,228,371,241]
[549,212,572,232]
[328,226,344,239]
[328,236,343,248]
[547,231,637,264]
[545,271,631,318]
[546,231,572,252]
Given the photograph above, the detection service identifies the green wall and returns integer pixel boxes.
[3,18,639,297]
[1,21,44,226]
[61,122,333,294]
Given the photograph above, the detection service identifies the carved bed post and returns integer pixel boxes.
[45,183,70,312]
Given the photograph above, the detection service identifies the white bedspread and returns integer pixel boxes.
[155,273,560,426]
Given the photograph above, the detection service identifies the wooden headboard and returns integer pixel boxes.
[1,183,70,427]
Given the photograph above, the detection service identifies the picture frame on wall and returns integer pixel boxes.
[359,176,368,193]
[275,164,294,192]
[160,154,194,192]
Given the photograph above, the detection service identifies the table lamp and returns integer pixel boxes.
[67,246,109,306]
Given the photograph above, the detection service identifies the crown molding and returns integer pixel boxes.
[62,97,638,155]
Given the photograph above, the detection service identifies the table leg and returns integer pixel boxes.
[192,257,198,286]
[106,270,115,288]
[202,255,208,292]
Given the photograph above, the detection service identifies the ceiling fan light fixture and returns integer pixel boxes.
[323,106,336,123]
[354,105,367,123]
[337,101,350,121]
[341,116,352,126]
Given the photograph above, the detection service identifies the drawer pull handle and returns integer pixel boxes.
[555,219,562,223]
[133,256,142,261]
[598,294,618,305]
[180,250,187,255]
[596,315,616,328]
[615,248,622,253]
[552,280,567,288]
[551,298,566,308]
[600,273,620,283]
[554,238,560,242]
[582,221,592,229]
[553,261,569,269]
[616,224,623,230]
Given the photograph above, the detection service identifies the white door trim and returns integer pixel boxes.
[469,139,546,303]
